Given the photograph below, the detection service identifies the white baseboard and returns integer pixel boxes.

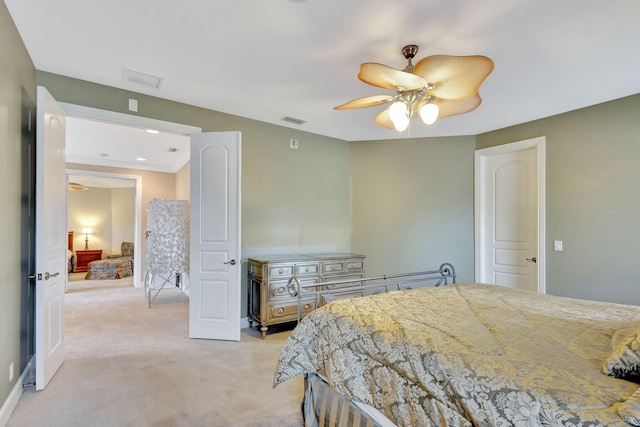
[0,362,31,427]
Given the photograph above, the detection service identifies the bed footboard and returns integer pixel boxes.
[288,263,455,322]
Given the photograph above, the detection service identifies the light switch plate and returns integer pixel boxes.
[554,240,563,251]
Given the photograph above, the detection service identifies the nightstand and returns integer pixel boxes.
[75,249,103,272]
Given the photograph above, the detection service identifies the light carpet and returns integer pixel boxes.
[8,275,303,427]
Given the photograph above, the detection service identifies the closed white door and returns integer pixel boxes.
[189,132,241,340]
[35,86,67,389]
[475,137,545,293]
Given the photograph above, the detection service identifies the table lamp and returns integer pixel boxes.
[82,227,92,250]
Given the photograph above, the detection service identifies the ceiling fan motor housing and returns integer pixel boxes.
[402,45,419,59]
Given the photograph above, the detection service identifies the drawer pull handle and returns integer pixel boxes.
[278,287,284,294]
[304,304,310,310]
[277,307,284,314]
[305,267,309,272]
[278,268,284,274]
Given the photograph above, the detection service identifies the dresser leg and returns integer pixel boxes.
[260,325,268,339]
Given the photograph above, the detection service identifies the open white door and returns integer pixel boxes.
[35,86,67,389]
[189,132,241,340]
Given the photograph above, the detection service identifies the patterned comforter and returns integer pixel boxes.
[274,284,640,426]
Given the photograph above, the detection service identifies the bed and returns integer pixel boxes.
[274,266,640,426]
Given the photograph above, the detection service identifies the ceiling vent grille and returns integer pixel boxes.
[122,68,164,90]
[281,116,307,125]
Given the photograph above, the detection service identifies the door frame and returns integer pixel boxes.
[474,136,546,293]
[59,103,202,288]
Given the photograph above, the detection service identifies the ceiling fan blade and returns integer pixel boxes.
[414,55,494,99]
[358,63,428,91]
[373,108,396,130]
[334,95,394,110]
[415,93,483,119]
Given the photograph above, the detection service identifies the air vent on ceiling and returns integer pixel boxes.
[122,68,164,90]
[281,116,307,125]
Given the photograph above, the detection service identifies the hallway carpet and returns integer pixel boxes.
[8,277,303,426]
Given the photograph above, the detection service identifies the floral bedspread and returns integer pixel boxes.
[274,284,640,426]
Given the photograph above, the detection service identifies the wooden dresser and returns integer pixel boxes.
[74,249,103,272]
[248,253,365,337]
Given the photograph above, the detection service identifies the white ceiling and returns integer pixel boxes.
[66,117,190,173]
[6,0,640,147]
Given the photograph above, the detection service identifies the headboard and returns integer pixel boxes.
[68,231,74,252]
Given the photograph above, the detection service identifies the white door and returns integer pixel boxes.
[475,137,546,293]
[35,86,67,390]
[189,132,241,340]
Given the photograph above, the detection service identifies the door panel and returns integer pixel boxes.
[475,137,545,293]
[189,132,241,340]
[35,86,67,390]
[487,149,537,290]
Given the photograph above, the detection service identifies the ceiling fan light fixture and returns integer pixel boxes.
[419,103,439,125]
[335,44,493,132]
[389,101,410,131]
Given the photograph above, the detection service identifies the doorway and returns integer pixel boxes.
[474,136,546,293]
[62,103,201,288]
[66,172,141,288]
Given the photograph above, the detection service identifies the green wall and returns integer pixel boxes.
[477,94,640,305]
[36,71,353,318]
[0,0,36,414]
[37,71,352,257]
[350,136,476,282]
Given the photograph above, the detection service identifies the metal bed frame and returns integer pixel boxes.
[287,262,456,322]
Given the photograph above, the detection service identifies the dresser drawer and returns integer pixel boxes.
[345,259,364,271]
[323,273,365,289]
[268,264,294,278]
[295,262,320,276]
[269,299,317,321]
[322,260,345,274]
[269,278,319,300]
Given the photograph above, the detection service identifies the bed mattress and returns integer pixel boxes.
[274,284,640,426]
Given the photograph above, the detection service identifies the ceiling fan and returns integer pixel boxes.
[335,45,494,132]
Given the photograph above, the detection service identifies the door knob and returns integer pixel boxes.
[224,259,236,266]
[526,257,537,263]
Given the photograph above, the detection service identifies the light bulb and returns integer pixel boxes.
[419,103,439,125]
[393,114,409,132]
[389,101,409,132]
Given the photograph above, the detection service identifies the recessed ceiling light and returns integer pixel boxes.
[146,129,159,134]
[99,153,109,157]
[168,147,178,152]
[136,157,147,162]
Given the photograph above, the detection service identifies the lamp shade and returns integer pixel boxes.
[81,227,92,234]
[419,103,439,125]
[389,101,410,132]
